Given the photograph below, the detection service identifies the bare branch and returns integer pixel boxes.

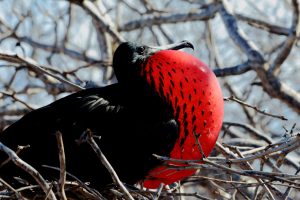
[78,0,125,43]
[269,0,300,74]
[18,36,104,64]
[81,129,134,200]
[42,164,104,199]
[213,61,252,77]
[224,96,288,120]
[236,14,290,36]
[218,0,300,114]
[0,178,26,200]
[119,2,220,31]
[0,142,57,200]
[0,52,84,91]
[0,92,35,110]
[223,122,273,144]
[55,131,67,200]
[218,0,264,63]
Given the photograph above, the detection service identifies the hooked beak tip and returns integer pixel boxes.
[181,40,194,51]
[158,40,194,51]
[148,40,194,55]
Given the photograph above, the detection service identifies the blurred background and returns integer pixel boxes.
[0,0,299,199]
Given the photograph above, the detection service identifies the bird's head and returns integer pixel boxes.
[113,41,194,83]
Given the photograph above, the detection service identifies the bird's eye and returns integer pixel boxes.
[137,46,145,54]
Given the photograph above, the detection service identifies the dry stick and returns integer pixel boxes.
[241,136,296,155]
[224,96,287,120]
[55,131,67,200]
[226,182,300,190]
[207,179,232,199]
[188,175,300,189]
[153,141,300,184]
[44,183,55,200]
[0,142,57,200]
[269,0,300,74]
[156,157,300,185]
[155,135,299,167]
[0,178,26,200]
[215,141,300,179]
[153,183,164,200]
[283,168,300,200]
[88,0,113,76]
[136,189,214,200]
[0,144,30,168]
[14,181,103,198]
[18,36,103,64]
[160,191,214,200]
[0,9,100,64]
[81,0,125,43]
[235,13,290,36]
[193,131,206,158]
[234,147,276,200]
[213,61,252,77]
[119,2,221,31]
[0,52,84,91]
[42,165,104,200]
[83,129,134,200]
[0,91,35,110]
[217,143,276,200]
[226,136,300,164]
[214,144,299,188]
[219,0,300,115]
[223,121,273,144]
[18,55,84,91]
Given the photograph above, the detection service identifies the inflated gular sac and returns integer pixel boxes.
[142,50,224,188]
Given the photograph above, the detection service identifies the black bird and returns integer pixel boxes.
[0,41,195,190]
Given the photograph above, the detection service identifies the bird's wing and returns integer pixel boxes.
[0,83,124,150]
[0,83,129,186]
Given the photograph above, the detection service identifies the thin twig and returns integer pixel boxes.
[153,183,164,200]
[0,178,26,200]
[0,142,57,200]
[42,165,104,199]
[223,121,273,144]
[224,96,287,120]
[81,129,134,200]
[0,52,84,91]
[0,91,35,110]
[55,131,67,200]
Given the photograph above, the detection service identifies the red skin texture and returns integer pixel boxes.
[141,50,224,188]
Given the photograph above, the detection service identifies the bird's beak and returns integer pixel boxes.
[150,40,194,52]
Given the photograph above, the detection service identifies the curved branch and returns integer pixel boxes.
[218,0,264,63]
[269,0,300,74]
[214,61,252,77]
[217,0,300,114]
[18,36,103,64]
[236,14,290,36]
[0,52,84,91]
[119,3,220,31]
[91,0,114,82]
[78,0,125,43]
[223,122,273,144]
[81,129,134,200]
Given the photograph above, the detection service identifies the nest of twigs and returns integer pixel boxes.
[1,132,300,200]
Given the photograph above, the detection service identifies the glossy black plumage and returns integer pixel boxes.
[0,42,194,189]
